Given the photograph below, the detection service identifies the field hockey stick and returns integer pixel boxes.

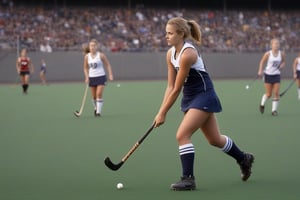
[280,79,296,97]
[245,75,259,90]
[104,123,155,171]
[73,84,89,117]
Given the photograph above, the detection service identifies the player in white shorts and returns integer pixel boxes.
[258,38,285,116]
[83,39,114,117]
[292,53,300,100]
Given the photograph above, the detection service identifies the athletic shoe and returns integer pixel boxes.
[170,176,196,191]
[271,111,278,116]
[259,105,264,114]
[238,153,254,181]
[95,113,101,117]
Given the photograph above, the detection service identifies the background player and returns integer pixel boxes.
[39,58,47,85]
[16,48,34,94]
[292,53,300,100]
[258,38,286,116]
[83,39,114,116]
[153,17,254,191]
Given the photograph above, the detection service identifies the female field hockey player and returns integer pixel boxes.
[16,48,34,94]
[292,53,300,100]
[258,38,286,116]
[153,17,254,191]
[83,39,114,117]
[39,58,47,85]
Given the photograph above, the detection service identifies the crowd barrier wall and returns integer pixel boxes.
[0,51,297,83]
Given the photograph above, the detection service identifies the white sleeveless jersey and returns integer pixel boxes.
[296,57,300,71]
[264,50,282,75]
[87,52,106,77]
[170,42,206,72]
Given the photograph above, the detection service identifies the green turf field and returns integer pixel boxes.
[0,80,299,200]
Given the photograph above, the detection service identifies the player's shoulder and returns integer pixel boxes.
[294,56,300,61]
[263,51,271,58]
[181,46,197,60]
[166,48,173,60]
[99,51,107,59]
[183,42,198,53]
[167,47,173,54]
[84,52,90,58]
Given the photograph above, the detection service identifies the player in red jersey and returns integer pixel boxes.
[16,49,34,94]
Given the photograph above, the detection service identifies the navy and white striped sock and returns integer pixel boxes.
[222,136,244,163]
[179,143,195,177]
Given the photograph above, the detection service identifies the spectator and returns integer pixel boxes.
[0,6,300,53]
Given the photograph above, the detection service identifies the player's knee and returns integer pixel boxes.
[208,140,219,147]
[175,134,183,142]
[266,93,272,98]
[176,133,189,144]
[207,137,223,148]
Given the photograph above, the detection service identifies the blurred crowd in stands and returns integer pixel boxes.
[0,5,299,53]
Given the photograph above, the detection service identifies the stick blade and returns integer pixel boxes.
[73,111,80,117]
[279,92,285,97]
[104,157,124,171]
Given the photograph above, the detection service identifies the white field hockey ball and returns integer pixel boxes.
[117,183,123,189]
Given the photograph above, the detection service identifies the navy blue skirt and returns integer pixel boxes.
[264,74,280,84]
[40,67,46,74]
[297,70,300,79]
[20,71,30,76]
[181,89,222,113]
[89,75,107,87]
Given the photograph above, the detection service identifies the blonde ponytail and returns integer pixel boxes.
[187,20,202,45]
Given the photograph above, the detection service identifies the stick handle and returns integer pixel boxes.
[79,84,89,113]
[280,80,295,97]
[122,143,139,162]
[121,123,155,162]
[137,123,155,144]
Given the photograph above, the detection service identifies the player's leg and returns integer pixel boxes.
[20,74,25,93]
[297,72,300,100]
[298,79,300,100]
[201,113,254,181]
[20,74,27,94]
[90,86,97,114]
[95,85,105,116]
[170,109,209,190]
[24,74,30,93]
[260,82,272,114]
[271,82,280,115]
[40,70,46,84]
[39,71,43,84]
